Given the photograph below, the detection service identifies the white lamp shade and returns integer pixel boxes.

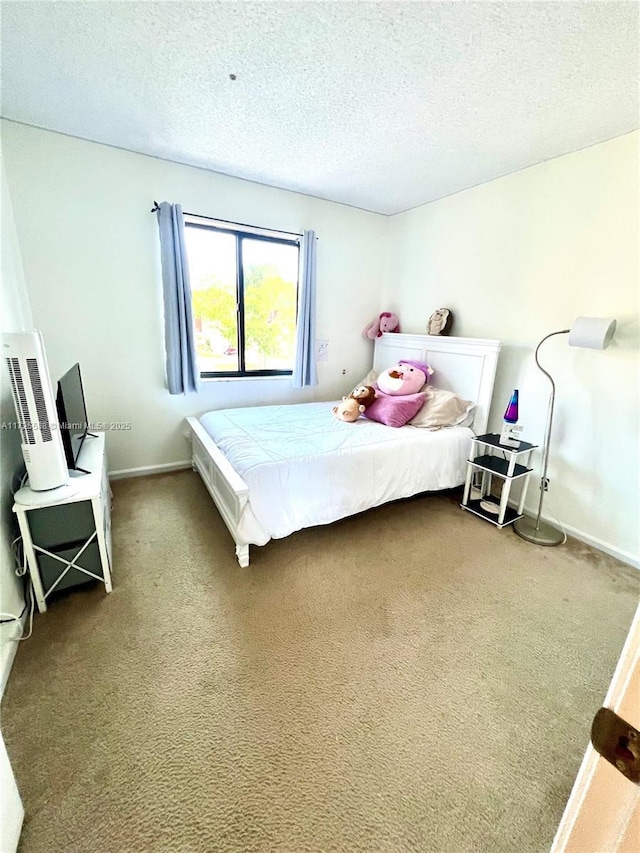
[568,316,616,350]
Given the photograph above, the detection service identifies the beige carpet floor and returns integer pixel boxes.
[3,471,639,853]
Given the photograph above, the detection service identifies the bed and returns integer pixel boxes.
[186,333,501,566]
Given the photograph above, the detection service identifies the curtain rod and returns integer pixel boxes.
[150,201,304,239]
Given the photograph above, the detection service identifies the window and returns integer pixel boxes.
[184,215,300,377]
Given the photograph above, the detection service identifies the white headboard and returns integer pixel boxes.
[373,333,501,435]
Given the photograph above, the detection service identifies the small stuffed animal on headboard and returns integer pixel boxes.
[362,312,400,339]
[427,308,453,336]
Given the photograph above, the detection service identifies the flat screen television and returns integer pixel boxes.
[56,363,90,471]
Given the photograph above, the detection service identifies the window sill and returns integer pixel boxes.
[200,374,293,384]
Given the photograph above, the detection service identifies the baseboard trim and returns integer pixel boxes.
[108,461,192,480]
[509,499,639,570]
[559,522,639,570]
[0,612,27,700]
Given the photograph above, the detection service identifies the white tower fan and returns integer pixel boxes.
[3,331,77,506]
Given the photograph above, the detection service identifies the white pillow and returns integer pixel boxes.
[457,408,476,429]
[409,386,475,429]
[357,369,378,387]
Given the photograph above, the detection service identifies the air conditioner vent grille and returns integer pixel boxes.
[5,357,35,444]
[26,358,52,442]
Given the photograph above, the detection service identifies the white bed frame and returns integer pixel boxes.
[186,333,501,567]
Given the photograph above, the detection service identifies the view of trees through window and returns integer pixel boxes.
[185,223,299,375]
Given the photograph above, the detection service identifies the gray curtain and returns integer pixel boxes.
[155,202,200,394]
[292,230,318,388]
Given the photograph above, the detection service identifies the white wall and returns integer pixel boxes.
[1,121,387,473]
[1,155,30,853]
[0,154,32,693]
[384,132,639,564]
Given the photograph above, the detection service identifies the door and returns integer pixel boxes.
[551,602,640,851]
[0,730,24,853]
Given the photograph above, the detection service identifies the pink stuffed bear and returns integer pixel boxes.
[377,359,433,395]
[362,312,400,339]
[362,359,433,427]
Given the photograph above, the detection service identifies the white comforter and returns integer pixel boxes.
[199,402,472,546]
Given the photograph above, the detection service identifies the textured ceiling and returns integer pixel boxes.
[1,2,638,215]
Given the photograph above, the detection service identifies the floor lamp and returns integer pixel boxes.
[513,316,617,546]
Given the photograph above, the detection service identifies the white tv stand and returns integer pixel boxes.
[12,432,113,613]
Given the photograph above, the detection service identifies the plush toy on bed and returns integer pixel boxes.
[349,384,377,409]
[363,359,434,428]
[332,384,376,424]
[362,312,400,339]
[333,397,366,423]
[377,360,433,395]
